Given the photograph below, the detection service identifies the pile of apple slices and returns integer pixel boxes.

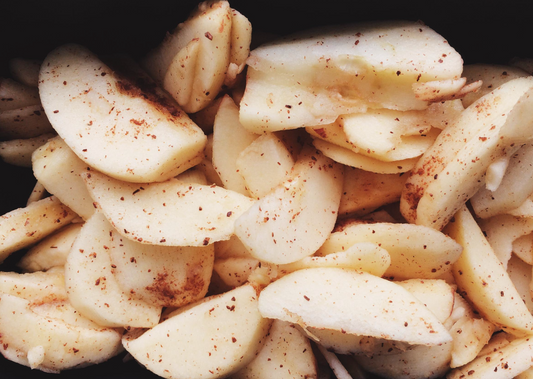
[3,0,533,378]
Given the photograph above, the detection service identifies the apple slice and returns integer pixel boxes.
[240,21,463,132]
[83,170,255,247]
[232,319,317,379]
[316,221,463,280]
[39,43,207,183]
[0,294,123,373]
[445,205,533,336]
[32,136,95,220]
[0,196,77,263]
[258,267,451,346]
[65,212,162,328]
[123,283,272,379]
[400,77,533,230]
[234,145,343,264]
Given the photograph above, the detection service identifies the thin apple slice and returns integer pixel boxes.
[447,336,533,379]
[122,283,272,379]
[0,104,54,140]
[32,136,95,220]
[17,223,82,272]
[258,267,451,346]
[83,170,255,247]
[0,133,54,167]
[234,145,343,264]
[8,58,41,87]
[0,78,40,111]
[0,196,77,263]
[65,212,162,328]
[39,43,207,183]
[212,95,259,196]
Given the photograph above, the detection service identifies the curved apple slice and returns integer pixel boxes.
[123,283,272,379]
[234,145,343,264]
[258,267,451,346]
[65,212,162,328]
[39,43,206,183]
[83,170,255,246]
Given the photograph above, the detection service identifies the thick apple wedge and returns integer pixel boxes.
[122,283,272,379]
[234,145,344,264]
[258,267,451,346]
[65,212,162,328]
[239,21,463,132]
[232,319,317,379]
[39,43,207,183]
[83,170,255,246]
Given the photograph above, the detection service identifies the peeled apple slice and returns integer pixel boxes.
[123,283,272,379]
[258,267,452,346]
[39,43,207,183]
[83,170,255,247]
[239,20,463,132]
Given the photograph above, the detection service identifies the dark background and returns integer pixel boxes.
[0,0,532,378]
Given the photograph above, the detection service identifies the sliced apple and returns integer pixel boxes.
[258,267,452,346]
[232,319,317,379]
[316,221,463,280]
[0,133,54,167]
[83,170,255,247]
[234,145,343,264]
[123,283,272,379]
[143,0,250,113]
[17,223,82,272]
[212,95,259,196]
[400,77,533,230]
[64,212,162,328]
[0,196,77,263]
[240,21,463,132]
[445,205,533,336]
[32,136,95,220]
[108,236,214,308]
[0,294,122,373]
[471,143,533,219]
[39,43,207,183]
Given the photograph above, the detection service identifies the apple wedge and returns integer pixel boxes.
[122,283,272,379]
[65,212,162,328]
[17,223,82,272]
[83,170,255,247]
[234,145,344,264]
[143,0,251,113]
[39,43,207,183]
[32,136,95,220]
[445,205,533,336]
[240,21,463,132]
[400,77,533,230]
[0,196,77,263]
[316,221,463,280]
[258,267,451,347]
[232,319,317,379]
